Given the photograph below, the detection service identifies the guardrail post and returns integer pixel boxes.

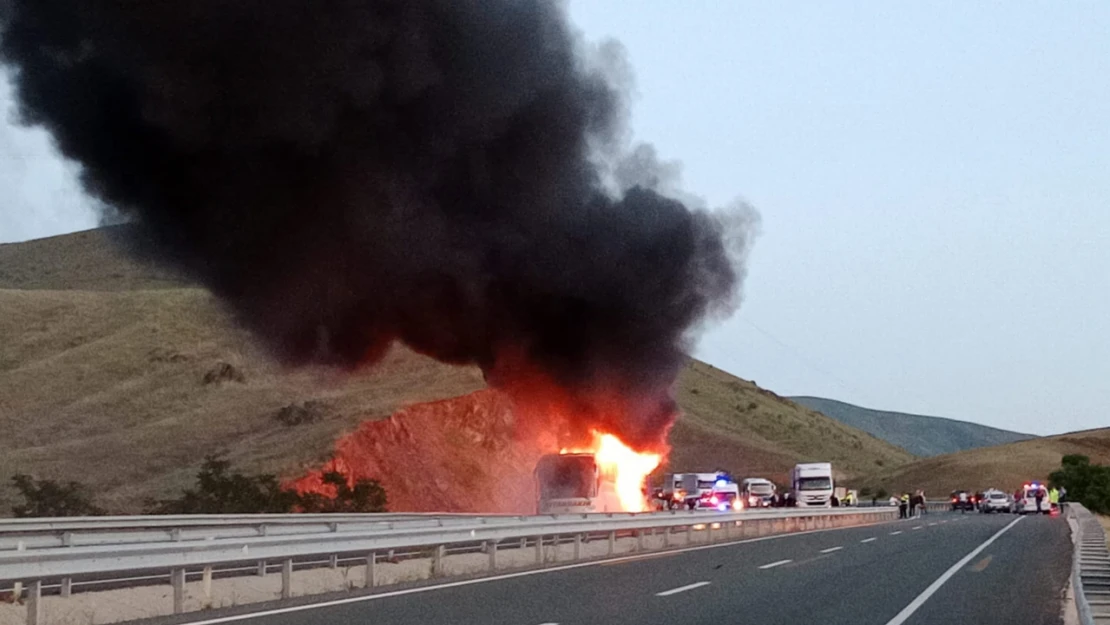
[202,566,213,606]
[26,580,41,625]
[686,524,693,544]
[62,531,74,547]
[434,544,446,576]
[257,560,267,577]
[329,553,339,569]
[663,525,671,547]
[706,523,713,543]
[608,530,616,555]
[535,536,544,565]
[366,553,377,588]
[281,558,293,599]
[574,534,582,560]
[171,568,186,614]
[519,537,527,550]
[60,577,72,598]
[488,541,498,571]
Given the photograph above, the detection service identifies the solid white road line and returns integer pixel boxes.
[860,537,878,543]
[759,559,793,570]
[819,546,843,553]
[890,531,904,535]
[655,581,711,597]
[883,516,1024,625]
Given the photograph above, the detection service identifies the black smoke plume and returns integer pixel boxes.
[0,0,757,446]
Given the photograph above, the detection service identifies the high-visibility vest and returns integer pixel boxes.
[1049,489,1060,504]
[901,494,909,502]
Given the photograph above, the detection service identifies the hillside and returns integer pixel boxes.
[0,228,913,513]
[790,396,1033,457]
[866,428,1110,496]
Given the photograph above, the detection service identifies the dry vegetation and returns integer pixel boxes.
[1,227,915,513]
[864,428,1110,495]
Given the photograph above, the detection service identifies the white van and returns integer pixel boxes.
[1015,482,1051,515]
[790,463,834,508]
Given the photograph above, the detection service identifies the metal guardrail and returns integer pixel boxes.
[1,507,898,624]
[0,513,520,551]
[1069,503,1109,625]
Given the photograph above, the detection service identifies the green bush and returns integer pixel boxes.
[148,456,388,514]
[1049,454,1110,514]
[296,471,388,513]
[148,456,299,514]
[10,474,103,517]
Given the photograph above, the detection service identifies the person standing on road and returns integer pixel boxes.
[1049,487,1059,512]
[1035,487,1046,514]
[899,493,909,519]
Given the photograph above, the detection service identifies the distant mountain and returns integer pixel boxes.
[788,396,1034,457]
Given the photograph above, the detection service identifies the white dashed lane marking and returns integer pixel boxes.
[758,560,793,570]
[656,582,711,597]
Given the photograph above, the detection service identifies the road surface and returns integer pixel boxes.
[164,511,1072,625]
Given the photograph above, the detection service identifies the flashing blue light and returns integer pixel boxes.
[717,503,728,511]
[715,479,728,487]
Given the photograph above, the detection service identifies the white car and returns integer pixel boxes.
[978,489,1011,513]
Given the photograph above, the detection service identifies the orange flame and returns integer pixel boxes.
[562,429,663,512]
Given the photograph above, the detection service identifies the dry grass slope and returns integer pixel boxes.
[671,363,913,484]
[1,228,914,513]
[865,428,1110,495]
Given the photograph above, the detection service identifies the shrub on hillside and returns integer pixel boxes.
[148,456,388,514]
[202,362,245,385]
[274,401,326,426]
[1049,454,1110,514]
[148,456,299,514]
[297,471,388,513]
[10,474,103,517]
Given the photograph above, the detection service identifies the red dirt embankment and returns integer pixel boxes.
[290,389,552,513]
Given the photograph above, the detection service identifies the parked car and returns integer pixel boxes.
[978,489,1011,513]
[950,490,975,512]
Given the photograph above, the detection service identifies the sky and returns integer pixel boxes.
[1,3,1107,435]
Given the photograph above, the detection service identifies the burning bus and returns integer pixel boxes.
[534,453,620,514]
[533,431,663,514]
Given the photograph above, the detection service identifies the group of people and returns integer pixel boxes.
[890,490,927,519]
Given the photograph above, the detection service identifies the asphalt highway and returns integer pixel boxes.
[172,511,1072,625]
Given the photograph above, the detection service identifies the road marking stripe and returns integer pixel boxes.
[928,523,937,526]
[655,581,710,596]
[168,517,894,625]
[861,537,877,543]
[759,559,793,569]
[883,516,1023,625]
[820,546,843,553]
[890,531,903,535]
[912,526,923,530]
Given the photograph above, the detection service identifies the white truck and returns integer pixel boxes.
[740,477,776,508]
[790,462,834,508]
